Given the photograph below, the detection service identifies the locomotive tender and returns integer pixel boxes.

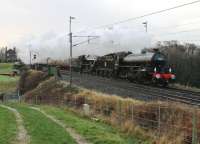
[75,49,175,86]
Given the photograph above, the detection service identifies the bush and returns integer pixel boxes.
[18,70,48,94]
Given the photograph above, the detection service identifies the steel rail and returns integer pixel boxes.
[61,71,200,106]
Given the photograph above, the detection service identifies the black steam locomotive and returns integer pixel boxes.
[74,49,175,86]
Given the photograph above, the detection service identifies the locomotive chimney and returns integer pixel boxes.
[153,48,159,52]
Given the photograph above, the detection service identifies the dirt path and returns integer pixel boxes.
[0,105,30,144]
[30,107,91,144]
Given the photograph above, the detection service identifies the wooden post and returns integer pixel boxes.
[192,107,198,144]
[158,103,161,137]
[118,100,122,126]
[131,104,134,122]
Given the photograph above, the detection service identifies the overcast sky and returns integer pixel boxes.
[0,0,200,62]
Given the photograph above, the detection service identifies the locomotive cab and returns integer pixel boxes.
[77,55,98,73]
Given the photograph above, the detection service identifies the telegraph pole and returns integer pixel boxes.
[142,21,148,33]
[29,44,32,66]
[69,16,75,87]
[29,51,32,65]
[68,16,99,88]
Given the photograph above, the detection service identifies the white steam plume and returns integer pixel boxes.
[16,27,152,63]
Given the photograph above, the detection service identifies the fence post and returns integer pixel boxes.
[74,94,77,107]
[118,100,122,126]
[35,94,38,105]
[158,103,161,137]
[192,107,198,144]
[18,90,20,102]
[84,94,86,104]
[131,104,134,122]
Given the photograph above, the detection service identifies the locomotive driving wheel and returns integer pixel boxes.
[152,77,157,86]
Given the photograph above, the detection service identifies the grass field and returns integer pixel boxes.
[2,103,149,144]
[0,63,18,92]
[40,105,148,144]
[0,76,18,92]
[9,103,76,144]
[0,63,13,74]
[0,106,17,144]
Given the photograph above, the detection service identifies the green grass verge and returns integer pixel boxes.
[0,63,13,74]
[9,103,76,144]
[0,63,18,93]
[0,106,17,144]
[40,105,148,144]
[0,76,18,82]
[0,76,19,92]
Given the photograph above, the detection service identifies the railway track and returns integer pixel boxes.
[127,82,200,105]
[61,71,200,106]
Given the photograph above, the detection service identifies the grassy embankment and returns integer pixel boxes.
[6,103,145,144]
[0,106,17,144]
[40,105,146,144]
[0,63,18,92]
[9,103,76,144]
[0,63,13,74]
[24,75,197,144]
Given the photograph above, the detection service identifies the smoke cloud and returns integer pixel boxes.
[16,27,152,63]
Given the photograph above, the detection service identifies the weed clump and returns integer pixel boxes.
[18,70,48,94]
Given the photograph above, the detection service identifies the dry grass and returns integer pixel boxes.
[18,70,48,94]
[48,60,66,65]
[74,89,196,144]
[23,75,200,144]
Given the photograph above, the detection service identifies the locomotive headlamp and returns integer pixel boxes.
[169,68,172,73]
[171,74,176,79]
[154,67,157,72]
[155,74,161,79]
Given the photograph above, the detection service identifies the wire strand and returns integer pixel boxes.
[75,0,200,34]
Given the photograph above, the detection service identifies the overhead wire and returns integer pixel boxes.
[152,28,200,37]
[69,0,200,47]
[74,0,200,35]
[149,18,200,31]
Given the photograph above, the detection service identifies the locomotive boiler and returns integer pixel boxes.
[121,50,175,86]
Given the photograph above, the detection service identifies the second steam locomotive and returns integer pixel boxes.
[73,49,175,87]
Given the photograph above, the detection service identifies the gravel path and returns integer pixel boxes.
[0,105,30,144]
[30,107,91,144]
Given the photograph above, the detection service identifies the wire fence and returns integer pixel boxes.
[24,85,200,144]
